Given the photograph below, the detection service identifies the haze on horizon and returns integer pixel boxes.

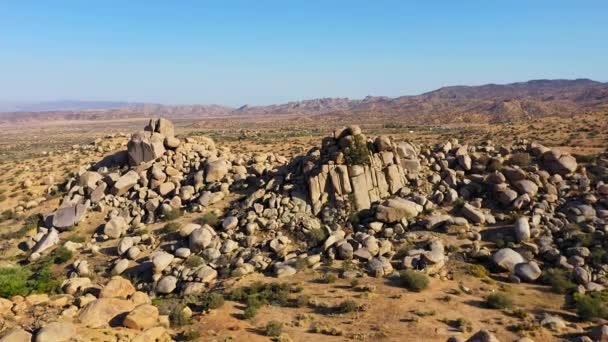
[0,0,607,107]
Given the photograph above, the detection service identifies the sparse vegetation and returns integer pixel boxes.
[573,291,608,320]
[265,320,283,337]
[485,292,513,309]
[540,268,576,294]
[344,135,370,166]
[399,270,429,292]
[196,211,220,227]
[468,264,490,278]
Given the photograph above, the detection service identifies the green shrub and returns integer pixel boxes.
[0,261,62,298]
[399,270,429,292]
[296,295,310,308]
[323,273,337,284]
[168,304,191,327]
[28,262,62,294]
[65,233,86,243]
[197,212,220,227]
[335,300,359,314]
[293,258,308,271]
[199,293,225,311]
[485,293,513,309]
[243,306,258,319]
[163,222,181,234]
[468,264,490,278]
[229,282,300,319]
[306,228,327,246]
[162,209,183,222]
[265,320,283,337]
[0,267,31,298]
[344,135,370,166]
[574,291,608,320]
[53,246,73,264]
[540,268,576,294]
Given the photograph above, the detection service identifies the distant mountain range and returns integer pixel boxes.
[1,79,607,124]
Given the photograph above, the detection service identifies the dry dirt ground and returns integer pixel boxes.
[0,112,606,341]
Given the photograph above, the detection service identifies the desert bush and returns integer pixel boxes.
[229,282,300,319]
[198,293,225,311]
[323,273,337,284]
[243,306,258,319]
[485,292,513,309]
[311,321,343,336]
[163,222,181,234]
[168,304,191,327]
[296,295,310,308]
[305,227,327,246]
[399,270,429,292]
[540,268,576,294]
[573,291,608,320]
[468,264,490,278]
[65,233,86,243]
[162,209,183,222]
[0,266,31,298]
[196,212,220,227]
[335,300,359,314]
[344,135,370,166]
[455,317,473,333]
[293,258,308,271]
[53,246,73,264]
[265,320,283,337]
[0,260,61,298]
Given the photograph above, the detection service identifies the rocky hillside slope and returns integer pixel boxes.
[1,118,608,341]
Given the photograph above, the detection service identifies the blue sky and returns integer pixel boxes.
[0,1,606,106]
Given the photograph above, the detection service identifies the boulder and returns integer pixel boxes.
[492,248,525,272]
[514,216,530,242]
[78,298,136,328]
[461,203,485,224]
[375,198,422,223]
[35,322,77,342]
[205,159,228,182]
[104,216,128,239]
[52,204,87,230]
[79,171,103,190]
[514,262,542,282]
[99,276,136,299]
[465,329,500,342]
[31,228,59,255]
[542,150,577,175]
[112,170,140,196]
[0,327,32,342]
[123,304,159,330]
[127,131,166,166]
[145,118,174,137]
[513,180,538,196]
[156,275,178,294]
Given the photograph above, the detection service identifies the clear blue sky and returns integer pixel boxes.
[1,1,606,106]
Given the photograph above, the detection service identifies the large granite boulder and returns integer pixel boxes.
[127,131,166,166]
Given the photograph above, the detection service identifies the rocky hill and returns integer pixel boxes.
[1,117,608,340]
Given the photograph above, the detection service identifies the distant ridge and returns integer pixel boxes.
[1,79,607,124]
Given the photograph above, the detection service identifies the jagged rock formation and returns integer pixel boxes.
[307,125,420,214]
